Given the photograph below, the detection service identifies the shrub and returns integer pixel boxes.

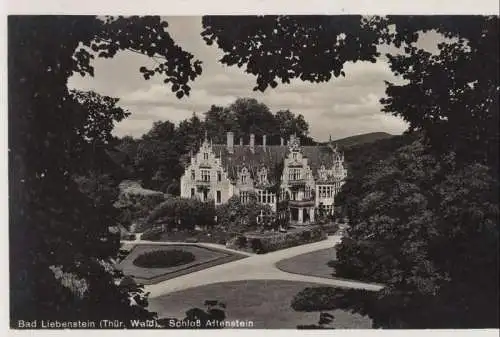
[291,287,338,312]
[146,197,216,232]
[250,238,264,253]
[140,227,164,241]
[229,226,327,253]
[321,222,340,235]
[236,236,247,248]
[133,249,195,268]
[119,275,137,292]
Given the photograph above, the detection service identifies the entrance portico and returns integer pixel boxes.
[289,200,315,225]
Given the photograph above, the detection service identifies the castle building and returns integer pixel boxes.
[180,132,347,225]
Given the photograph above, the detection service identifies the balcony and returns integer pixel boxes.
[288,178,306,187]
[195,179,211,186]
[289,200,315,207]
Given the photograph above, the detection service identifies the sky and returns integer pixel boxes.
[67,16,442,142]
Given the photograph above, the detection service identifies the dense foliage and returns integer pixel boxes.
[146,197,216,231]
[227,226,327,254]
[215,194,274,234]
[200,15,499,328]
[132,250,196,268]
[159,300,227,329]
[114,181,166,230]
[9,15,202,323]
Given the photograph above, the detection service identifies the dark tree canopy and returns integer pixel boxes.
[199,15,499,328]
[201,15,499,170]
[8,15,202,323]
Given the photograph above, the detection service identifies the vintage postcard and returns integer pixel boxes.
[4,0,499,334]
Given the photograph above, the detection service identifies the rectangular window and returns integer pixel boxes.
[241,175,247,184]
[201,170,210,182]
[289,168,301,181]
[191,170,195,180]
[203,190,208,201]
[203,153,209,160]
[216,190,221,203]
[217,171,222,182]
[292,191,297,200]
[191,188,195,198]
[240,191,249,204]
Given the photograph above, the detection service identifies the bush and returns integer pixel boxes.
[291,287,338,312]
[140,227,164,241]
[250,238,264,253]
[321,223,340,235]
[133,249,195,268]
[228,226,327,254]
[236,236,247,248]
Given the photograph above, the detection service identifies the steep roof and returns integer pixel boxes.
[212,144,339,180]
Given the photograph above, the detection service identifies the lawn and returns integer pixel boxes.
[148,280,372,329]
[117,244,247,285]
[275,247,337,279]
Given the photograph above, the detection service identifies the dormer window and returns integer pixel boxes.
[203,153,209,160]
[191,170,195,180]
[292,152,297,160]
[241,168,248,184]
[258,167,267,183]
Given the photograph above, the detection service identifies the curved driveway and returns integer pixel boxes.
[132,235,384,298]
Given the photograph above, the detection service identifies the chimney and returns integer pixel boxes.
[262,135,267,151]
[227,132,234,153]
[250,133,255,153]
[280,137,284,146]
[240,137,243,146]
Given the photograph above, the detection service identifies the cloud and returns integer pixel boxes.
[68,16,410,140]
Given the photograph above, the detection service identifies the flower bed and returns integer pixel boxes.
[132,249,195,268]
[227,225,327,254]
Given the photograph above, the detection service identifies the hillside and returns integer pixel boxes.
[326,132,395,148]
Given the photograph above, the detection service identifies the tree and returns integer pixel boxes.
[215,195,274,234]
[229,97,277,139]
[200,15,498,328]
[204,105,238,143]
[274,109,310,143]
[334,141,498,328]
[146,197,216,231]
[381,16,499,172]
[9,15,202,324]
[202,15,498,169]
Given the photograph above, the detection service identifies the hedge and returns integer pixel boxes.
[227,225,327,254]
[321,222,340,235]
[140,227,164,241]
[133,249,195,268]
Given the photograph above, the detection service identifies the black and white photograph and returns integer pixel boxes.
[4,1,499,333]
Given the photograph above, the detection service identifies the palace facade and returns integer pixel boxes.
[180,132,347,225]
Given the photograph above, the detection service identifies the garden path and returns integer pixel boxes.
[128,235,384,298]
